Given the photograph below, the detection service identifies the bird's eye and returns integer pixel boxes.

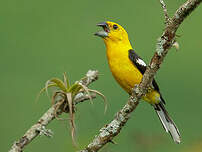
[113,24,118,30]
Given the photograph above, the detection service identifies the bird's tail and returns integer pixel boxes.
[154,102,181,144]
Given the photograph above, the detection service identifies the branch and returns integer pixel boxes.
[79,0,202,151]
[160,0,170,25]
[9,70,99,152]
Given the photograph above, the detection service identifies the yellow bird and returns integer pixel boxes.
[95,21,181,143]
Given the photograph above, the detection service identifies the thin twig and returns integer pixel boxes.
[79,0,202,151]
[9,70,99,152]
[160,0,170,25]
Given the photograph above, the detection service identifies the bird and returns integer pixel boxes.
[94,21,181,144]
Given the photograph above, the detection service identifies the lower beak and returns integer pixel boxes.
[94,22,109,38]
[94,31,108,38]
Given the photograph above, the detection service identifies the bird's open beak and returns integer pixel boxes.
[94,22,109,38]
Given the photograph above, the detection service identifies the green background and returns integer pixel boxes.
[1,0,202,151]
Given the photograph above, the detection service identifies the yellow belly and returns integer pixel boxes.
[106,48,160,104]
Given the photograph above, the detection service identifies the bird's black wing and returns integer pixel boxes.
[128,49,165,104]
[128,49,147,75]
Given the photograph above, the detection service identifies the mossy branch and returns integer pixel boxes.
[79,0,202,151]
[9,70,99,152]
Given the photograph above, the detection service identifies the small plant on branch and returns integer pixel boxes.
[37,72,107,145]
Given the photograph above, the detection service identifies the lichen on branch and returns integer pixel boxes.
[79,0,202,151]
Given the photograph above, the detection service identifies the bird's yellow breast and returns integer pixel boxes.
[106,43,142,94]
[105,41,160,104]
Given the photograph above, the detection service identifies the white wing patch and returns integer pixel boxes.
[137,58,147,66]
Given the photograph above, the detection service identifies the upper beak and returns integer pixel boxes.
[96,22,108,27]
[94,22,109,38]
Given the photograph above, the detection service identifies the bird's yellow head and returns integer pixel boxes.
[95,21,129,44]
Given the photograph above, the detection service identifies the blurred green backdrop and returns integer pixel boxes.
[1,0,202,151]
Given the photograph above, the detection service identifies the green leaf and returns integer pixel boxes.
[63,72,70,89]
[49,78,67,92]
[68,83,81,93]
